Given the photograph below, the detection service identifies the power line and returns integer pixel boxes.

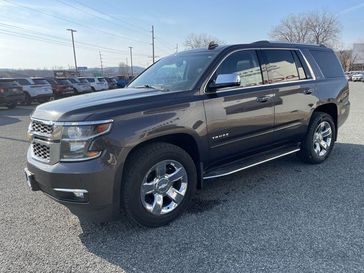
[1,0,149,45]
[0,22,149,56]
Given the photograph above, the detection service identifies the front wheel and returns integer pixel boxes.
[6,103,16,109]
[121,142,197,227]
[297,112,336,164]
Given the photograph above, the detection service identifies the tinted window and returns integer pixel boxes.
[0,81,19,88]
[214,50,262,88]
[57,79,71,85]
[78,78,88,83]
[310,50,344,78]
[33,79,48,85]
[264,50,299,83]
[68,78,78,83]
[15,79,31,85]
[97,78,106,82]
[292,51,307,80]
[87,78,95,83]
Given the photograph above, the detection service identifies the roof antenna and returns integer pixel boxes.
[208,41,218,50]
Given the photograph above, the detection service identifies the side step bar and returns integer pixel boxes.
[203,145,300,180]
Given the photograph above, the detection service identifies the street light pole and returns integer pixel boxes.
[67,29,78,72]
[129,46,133,77]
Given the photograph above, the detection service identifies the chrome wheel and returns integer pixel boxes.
[140,160,188,215]
[313,121,332,157]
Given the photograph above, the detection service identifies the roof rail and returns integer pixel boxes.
[251,40,271,46]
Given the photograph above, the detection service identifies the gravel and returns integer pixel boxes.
[0,82,363,273]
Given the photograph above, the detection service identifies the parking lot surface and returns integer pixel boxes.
[0,83,363,273]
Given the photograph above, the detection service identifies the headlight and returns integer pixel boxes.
[60,122,112,161]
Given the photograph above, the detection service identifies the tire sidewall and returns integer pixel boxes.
[306,113,336,163]
[123,144,197,227]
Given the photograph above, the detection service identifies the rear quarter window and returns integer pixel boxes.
[310,50,344,78]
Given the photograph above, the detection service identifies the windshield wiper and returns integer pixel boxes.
[133,84,158,89]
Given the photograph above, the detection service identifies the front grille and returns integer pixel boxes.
[32,142,50,161]
[31,120,53,135]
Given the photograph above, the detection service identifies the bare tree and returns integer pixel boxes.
[270,14,310,43]
[270,11,341,47]
[184,33,224,49]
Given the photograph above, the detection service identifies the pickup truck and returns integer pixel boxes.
[25,41,350,227]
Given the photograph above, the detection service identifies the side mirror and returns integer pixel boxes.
[208,73,241,91]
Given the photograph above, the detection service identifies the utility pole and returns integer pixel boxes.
[129,46,133,77]
[66,29,78,72]
[175,43,179,53]
[151,25,155,63]
[99,50,104,76]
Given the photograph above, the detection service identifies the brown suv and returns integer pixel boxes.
[25,41,350,227]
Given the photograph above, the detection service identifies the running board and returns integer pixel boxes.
[203,144,300,180]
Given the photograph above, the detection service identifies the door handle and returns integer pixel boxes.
[256,96,269,103]
[304,88,314,95]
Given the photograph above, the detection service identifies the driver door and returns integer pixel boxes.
[203,50,275,164]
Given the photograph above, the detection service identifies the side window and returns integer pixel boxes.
[310,50,344,78]
[214,50,262,88]
[292,51,307,80]
[264,50,299,83]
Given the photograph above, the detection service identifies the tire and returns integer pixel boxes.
[297,112,336,164]
[121,142,197,227]
[6,103,16,109]
[23,93,32,106]
[91,87,96,92]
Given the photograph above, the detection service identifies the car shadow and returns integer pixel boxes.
[0,106,34,126]
[78,142,364,273]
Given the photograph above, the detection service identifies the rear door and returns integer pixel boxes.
[203,49,275,164]
[261,49,317,143]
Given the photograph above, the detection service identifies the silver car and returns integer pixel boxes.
[67,78,92,93]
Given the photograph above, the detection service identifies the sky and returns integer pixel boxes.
[0,0,363,69]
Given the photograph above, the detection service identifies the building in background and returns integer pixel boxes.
[352,43,364,71]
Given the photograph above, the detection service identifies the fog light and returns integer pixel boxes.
[73,192,84,198]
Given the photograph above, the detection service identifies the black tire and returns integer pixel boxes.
[121,142,197,227]
[6,103,16,109]
[297,112,336,164]
[23,93,32,106]
[73,88,79,95]
[91,87,96,92]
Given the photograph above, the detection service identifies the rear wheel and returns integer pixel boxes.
[121,142,197,227]
[91,87,96,92]
[297,112,336,164]
[6,103,16,109]
[23,93,32,106]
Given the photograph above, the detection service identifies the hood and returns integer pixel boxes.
[31,87,168,121]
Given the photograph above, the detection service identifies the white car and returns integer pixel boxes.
[351,73,364,82]
[67,78,92,93]
[81,77,108,91]
[13,78,53,105]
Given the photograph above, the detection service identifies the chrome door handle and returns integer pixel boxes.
[304,88,314,95]
[256,96,269,103]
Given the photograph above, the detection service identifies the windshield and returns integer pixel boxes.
[68,78,78,83]
[33,79,48,85]
[57,79,71,85]
[0,81,20,88]
[129,52,217,92]
[78,78,88,83]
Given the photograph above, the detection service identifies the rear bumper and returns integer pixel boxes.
[0,94,24,105]
[26,148,123,222]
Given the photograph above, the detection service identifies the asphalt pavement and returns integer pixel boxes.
[0,83,363,273]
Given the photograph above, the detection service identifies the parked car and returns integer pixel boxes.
[67,78,92,93]
[105,77,118,89]
[13,78,53,105]
[25,41,350,227]
[345,72,352,81]
[37,78,74,99]
[115,76,129,88]
[351,73,364,82]
[80,77,108,91]
[0,79,24,108]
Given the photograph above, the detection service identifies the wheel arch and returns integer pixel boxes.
[122,132,203,189]
[311,103,338,140]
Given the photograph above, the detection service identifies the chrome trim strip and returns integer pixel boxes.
[53,188,88,194]
[203,148,300,179]
[30,117,113,126]
[202,48,316,94]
